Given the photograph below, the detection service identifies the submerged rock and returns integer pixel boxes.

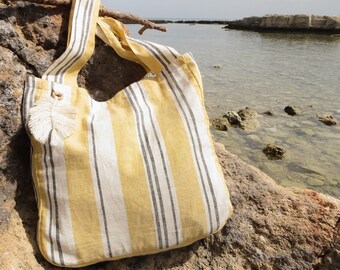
[223,111,242,126]
[238,107,260,131]
[263,143,286,160]
[284,105,303,116]
[317,114,337,126]
[238,107,258,120]
[263,110,274,116]
[222,108,260,131]
[210,118,229,131]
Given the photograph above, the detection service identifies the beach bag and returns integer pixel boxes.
[22,0,233,267]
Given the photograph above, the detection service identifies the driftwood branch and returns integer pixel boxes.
[12,0,167,35]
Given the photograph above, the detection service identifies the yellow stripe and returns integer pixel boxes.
[31,80,50,258]
[63,87,104,261]
[141,78,208,241]
[97,18,163,74]
[32,140,50,258]
[180,57,234,230]
[107,92,158,253]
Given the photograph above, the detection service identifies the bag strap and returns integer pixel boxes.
[96,17,180,75]
[42,0,101,87]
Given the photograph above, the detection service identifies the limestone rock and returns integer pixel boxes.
[223,111,242,126]
[317,114,337,126]
[0,143,339,270]
[284,105,303,116]
[238,107,260,131]
[238,107,258,120]
[210,118,229,131]
[263,110,274,116]
[263,143,286,160]
[226,14,340,33]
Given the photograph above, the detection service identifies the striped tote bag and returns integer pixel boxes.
[22,0,233,267]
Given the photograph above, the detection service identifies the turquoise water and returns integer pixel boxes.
[127,24,340,198]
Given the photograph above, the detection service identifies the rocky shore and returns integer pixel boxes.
[225,14,340,34]
[0,2,339,269]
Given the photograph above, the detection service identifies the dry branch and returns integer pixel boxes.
[11,0,167,34]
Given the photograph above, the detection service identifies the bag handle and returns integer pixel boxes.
[42,0,101,87]
[96,17,164,74]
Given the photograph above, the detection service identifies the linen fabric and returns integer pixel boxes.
[22,0,233,267]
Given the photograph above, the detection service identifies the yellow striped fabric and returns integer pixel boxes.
[22,0,233,267]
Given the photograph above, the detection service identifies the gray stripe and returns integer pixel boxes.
[136,41,220,232]
[43,144,55,263]
[167,47,179,59]
[125,88,165,248]
[128,87,170,248]
[143,41,171,65]
[48,136,64,265]
[136,83,180,245]
[21,76,30,125]
[89,99,113,257]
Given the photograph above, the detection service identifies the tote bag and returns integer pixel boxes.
[22,0,233,267]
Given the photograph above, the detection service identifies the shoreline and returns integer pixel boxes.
[145,15,340,34]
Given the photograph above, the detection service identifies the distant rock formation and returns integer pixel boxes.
[225,15,340,33]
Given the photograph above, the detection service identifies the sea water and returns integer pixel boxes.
[127,24,340,198]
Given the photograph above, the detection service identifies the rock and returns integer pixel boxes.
[1,143,339,270]
[213,64,221,69]
[307,178,325,187]
[222,108,260,131]
[284,105,303,116]
[238,107,258,120]
[239,119,260,131]
[263,110,274,116]
[317,114,337,126]
[226,15,340,34]
[223,111,242,126]
[263,143,286,160]
[238,107,260,131]
[210,118,229,131]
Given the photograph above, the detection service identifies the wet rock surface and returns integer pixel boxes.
[223,111,242,126]
[263,110,274,116]
[210,118,229,131]
[284,105,303,116]
[317,114,337,126]
[263,143,286,160]
[238,107,260,131]
[222,108,260,131]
